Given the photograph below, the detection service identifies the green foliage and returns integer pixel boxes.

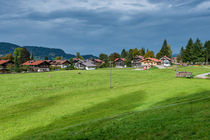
[5,53,14,61]
[69,58,75,70]
[204,40,210,63]
[54,56,62,60]
[30,53,34,60]
[99,53,109,67]
[156,52,162,59]
[139,48,145,56]
[109,52,120,61]
[14,55,20,72]
[120,49,128,58]
[157,40,172,58]
[144,49,155,58]
[13,48,30,64]
[44,56,49,60]
[180,38,206,64]
[76,52,84,60]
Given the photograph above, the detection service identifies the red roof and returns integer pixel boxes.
[160,56,171,61]
[114,58,126,62]
[135,55,144,59]
[0,60,9,65]
[94,59,105,63]
[22,60,48,66]
[51,60,70,65]
[141,58,161,63]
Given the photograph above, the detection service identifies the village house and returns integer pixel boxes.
[160,56,171,67]
[141,58,161,66]
[22,60,50,72]
[50,60,71,69]
[92,59,105,67]
[114,58,126,68]
[131,55,144,68]
[74,60,96,70]
[0,60,14,73]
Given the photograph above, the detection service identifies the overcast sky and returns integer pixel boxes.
[0,0,210,55]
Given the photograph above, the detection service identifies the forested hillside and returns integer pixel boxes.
[0,42,97,60]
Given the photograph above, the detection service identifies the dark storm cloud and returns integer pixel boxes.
[0,0,210,55]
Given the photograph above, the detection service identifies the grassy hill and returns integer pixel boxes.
[0,66,210,140]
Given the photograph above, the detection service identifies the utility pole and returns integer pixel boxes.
[110,61,112,88]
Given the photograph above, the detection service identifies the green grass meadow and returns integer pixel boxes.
[0,66,210,139]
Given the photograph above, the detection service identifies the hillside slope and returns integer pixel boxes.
[0,42,97,59]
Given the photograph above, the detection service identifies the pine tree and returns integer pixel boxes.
[157,40,172,58]
[184,38,193,62]
[139,48,145,56]
[204,41,210,64]
[180,46,185,62]
[192,38,204,63]
[121,49,128,58]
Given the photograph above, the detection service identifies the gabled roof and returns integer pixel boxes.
[78,60,96,67]
[51,60,70,65]
[114,58,126,62]
[94,59,105,63]
[22,60,49,66]
[141,58,161,63]
[160,56,171,61]
[135,55,144,60]
[0,60,10,65]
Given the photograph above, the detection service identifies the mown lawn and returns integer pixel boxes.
[0,66,210,140]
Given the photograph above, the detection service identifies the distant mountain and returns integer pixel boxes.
[0,42,98,60]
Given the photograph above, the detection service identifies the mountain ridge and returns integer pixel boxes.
[0,42,98,60]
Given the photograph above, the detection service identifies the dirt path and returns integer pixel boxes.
[195,73,210,79]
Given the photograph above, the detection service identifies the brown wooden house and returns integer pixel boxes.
[131,55,144,68]
[114,58,126,68]
[22,60,50,72]
[50,60,71,69]
[0,60,14,73]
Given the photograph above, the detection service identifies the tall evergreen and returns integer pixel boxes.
[121,49,128,58]
[157,40,172,58]
[184,38,193,62]
[139,48,145,56]
[191,38,204,63]
[180,46,185,62]
[204,41,210,64]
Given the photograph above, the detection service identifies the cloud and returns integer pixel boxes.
[0,0,210,55]
[20,0,163,13]
[194,1,210,11]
